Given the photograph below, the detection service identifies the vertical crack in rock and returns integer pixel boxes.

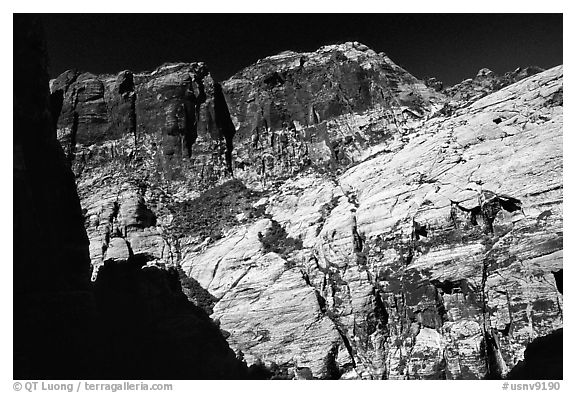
[480,245,493,378]
[497,290,514,337]
[373,288,390,331]
[352,215,366,261]
[316,196,341,236]
[480,229,513,379]
[213,82,236,175]
[300,270,327,313]
[478,239,512,379]
[336,326,357,369]
[300,268,357,370]
[182,73,201,157]
[431,282,451,325]
[117,71,137,147]
[483,328,510,379]
[94,197,121,280]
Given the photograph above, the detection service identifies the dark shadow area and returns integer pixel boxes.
[92,260,247,379]
[553,269,563,294]
[14,13,94,379]
[13,14,252,380]
[168,178,265,240]
[507,329,563,380]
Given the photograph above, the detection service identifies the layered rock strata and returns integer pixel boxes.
[50,41,563,379]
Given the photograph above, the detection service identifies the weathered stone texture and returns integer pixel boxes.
[50,40,562,379]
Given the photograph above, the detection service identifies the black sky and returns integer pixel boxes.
[39,14,563,86]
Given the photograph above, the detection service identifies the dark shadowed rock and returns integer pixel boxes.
[40,29,562,379]
[507,329,562,380]
[224,42,441,137]
[14,13,95,378]
[51,61,236,186]
[14,14,250,380]
[93,261,247,379]
[223,42,446,181]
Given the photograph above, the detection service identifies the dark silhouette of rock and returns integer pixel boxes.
[13,14,249,380]
[507,329,563,380]
[14,13,94,379]
[93,260,247,379]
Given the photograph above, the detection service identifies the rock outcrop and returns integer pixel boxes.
[47,39,562,379]
[51,61,235,184]
[14,15,251,380]
[444,66,545,105]
[184,65,562,378]
[224,42,446,183]
[51,42,446,278]
[49,62,239,276]
[323,65,563,379]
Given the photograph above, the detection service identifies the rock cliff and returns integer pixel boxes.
[14,15,251,380]
[48,40,562,379]
[223,42,445,181]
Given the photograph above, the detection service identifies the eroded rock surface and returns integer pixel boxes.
[14,15,251,380]
[51,40,562,379]
[224,42,446,184]
[444,66,545,105]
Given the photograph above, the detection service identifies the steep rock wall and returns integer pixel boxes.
[48,40,562,379]
[14,15,251,380]
[180,65,563,379]
[51,62,236,183]
[224,42,447,183]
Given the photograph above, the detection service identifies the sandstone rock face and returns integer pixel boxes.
[52,42,446,280]
[50,64,237,275]
[224,42,446,184]
[444,66,545,105]
[15,16,252,380]
[224,42,442,134]
[329,65,563,379]
[51,40,562,379]
[51,62,235,186]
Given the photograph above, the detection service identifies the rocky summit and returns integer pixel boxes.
[32,31,562,380]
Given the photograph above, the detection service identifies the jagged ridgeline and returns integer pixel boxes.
[50,62,235,184]
[48,38,563,380]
